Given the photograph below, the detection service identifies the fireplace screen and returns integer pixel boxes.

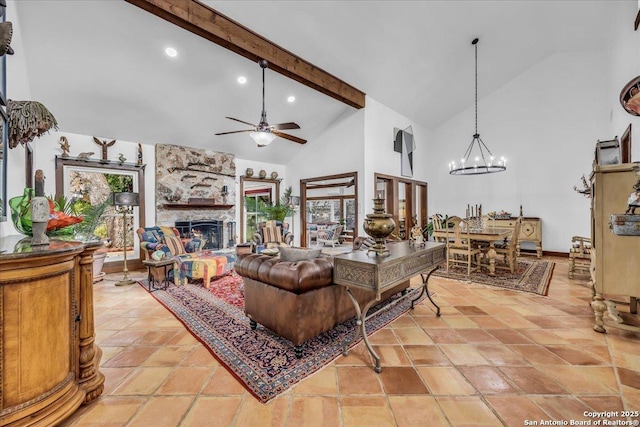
[175,220,224,250]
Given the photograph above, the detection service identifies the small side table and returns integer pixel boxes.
[142,258,174,292]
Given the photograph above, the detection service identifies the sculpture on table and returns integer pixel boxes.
[625,175,640,214]
[409,222,425,247]
[31,170,49,246]
[93,137,116,162]
[59,136,70,158]
[137,143,143,165]
[363,198,396,256]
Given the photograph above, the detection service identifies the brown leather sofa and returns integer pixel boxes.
[235,253,409,358]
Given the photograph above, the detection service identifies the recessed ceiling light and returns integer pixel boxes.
[237,76,247,84]
[287,96,296,103]
[165,47,178,58]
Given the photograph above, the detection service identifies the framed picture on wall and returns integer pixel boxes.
[621,124,632,163]
[595,138,621,166]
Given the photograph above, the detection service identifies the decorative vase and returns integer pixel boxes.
[270,171,278,180]
[259,169,267,179]
[363,198,396,256]
[245,168,254,177]
[9,188,78,237]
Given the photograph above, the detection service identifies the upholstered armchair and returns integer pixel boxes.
[136,226,235,288]
[252,220,294,249]
[316,224,344,247]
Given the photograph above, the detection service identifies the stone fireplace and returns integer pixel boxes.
[154,144,236,248]
[175,220,224,250]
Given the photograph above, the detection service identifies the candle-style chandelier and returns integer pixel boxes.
[449,38,506,175]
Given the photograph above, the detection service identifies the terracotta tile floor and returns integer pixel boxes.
[62,257,640,427]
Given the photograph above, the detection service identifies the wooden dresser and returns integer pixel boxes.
[0,237,104,426]
[589,163,640,333]
[491,217,543,258]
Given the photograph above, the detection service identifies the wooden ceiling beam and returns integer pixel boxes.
[124,0,366,109]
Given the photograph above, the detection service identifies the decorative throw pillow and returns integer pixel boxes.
[162,234,186,256]
[141,229,160,243]
[184,238,203,253]
[262,225,283,243]
[151,250,165,261]
[279,246,322,262]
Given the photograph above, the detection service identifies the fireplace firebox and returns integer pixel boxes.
[175,220,224,250]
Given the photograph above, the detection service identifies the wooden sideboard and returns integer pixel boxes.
[589,163,640,333]
[491,217,542,258]
[0,237,104,426]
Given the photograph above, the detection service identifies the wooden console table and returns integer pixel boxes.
[0,236,104,426]
[333,241,445,372]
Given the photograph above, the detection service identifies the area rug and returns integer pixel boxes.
[139,271,424,403]
[432,259,555,296]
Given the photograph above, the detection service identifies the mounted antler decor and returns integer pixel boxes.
[7,100,59,148]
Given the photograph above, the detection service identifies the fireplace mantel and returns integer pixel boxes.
[161,203,234,210]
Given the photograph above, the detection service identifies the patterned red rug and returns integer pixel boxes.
[433,259,555,295]
[139,271,423,403]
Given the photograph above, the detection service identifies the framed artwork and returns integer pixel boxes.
[393,126,415,178]
[621,124,632,163]
[595,138,621,166]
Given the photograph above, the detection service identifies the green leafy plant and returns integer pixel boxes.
[263,186,295,222]
[73,196,112,240]
[423,214,453,237]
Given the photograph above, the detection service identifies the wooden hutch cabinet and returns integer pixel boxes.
[589,163,640,333]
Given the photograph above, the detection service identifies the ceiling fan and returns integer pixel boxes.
[215,59,306,147]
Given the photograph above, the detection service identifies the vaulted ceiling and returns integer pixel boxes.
[14,1,612,164]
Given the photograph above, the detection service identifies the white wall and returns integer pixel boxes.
[363,96,432,234]
[426,51,610,252]
[285,107,365,245]
[607,1,640,153]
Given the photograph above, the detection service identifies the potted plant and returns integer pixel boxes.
[263,186,294,222]
[71,196,112,282]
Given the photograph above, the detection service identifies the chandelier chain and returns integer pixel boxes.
[474,41,478,135]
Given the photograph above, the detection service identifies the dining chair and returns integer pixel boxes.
[492,217,521,273]
[432,214,447,243]
[445,216,481,275]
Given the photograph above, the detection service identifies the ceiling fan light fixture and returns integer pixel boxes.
[250,131,276,147]
[164,47,178,58]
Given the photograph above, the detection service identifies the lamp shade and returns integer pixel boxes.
[112,192,139,207]
[287,196,300,206]
[249,131,276,147]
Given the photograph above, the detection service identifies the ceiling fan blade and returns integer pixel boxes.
[273,130,307,145]
[271,122,300,131]
[225,117,258,127]
[214,129,253,136]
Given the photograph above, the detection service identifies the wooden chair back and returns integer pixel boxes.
[446,216,470,248]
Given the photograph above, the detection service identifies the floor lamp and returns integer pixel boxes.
[113,192,139,286]
[287,196,300,242]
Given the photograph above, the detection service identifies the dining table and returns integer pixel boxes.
[432,227,512,276]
